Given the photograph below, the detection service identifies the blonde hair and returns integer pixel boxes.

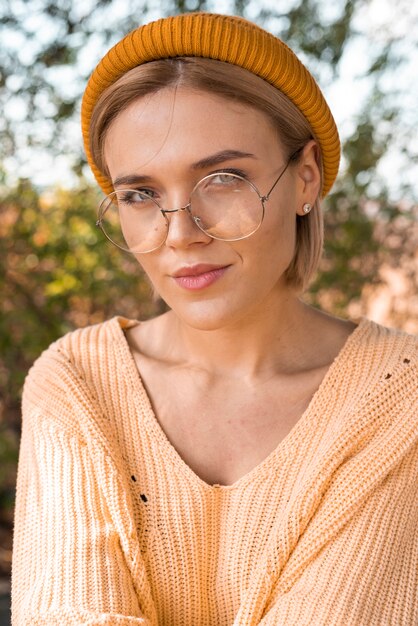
[89,57,324,291]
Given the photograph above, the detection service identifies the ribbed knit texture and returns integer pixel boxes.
[81,13,340,198]
[12,317,418,625]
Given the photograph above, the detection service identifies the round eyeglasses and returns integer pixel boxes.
[96,155,294,254]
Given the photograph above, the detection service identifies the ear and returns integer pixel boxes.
[294,139,322,215]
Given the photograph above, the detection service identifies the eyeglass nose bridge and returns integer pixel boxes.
[160,202,192,216]
[159,202,208,241]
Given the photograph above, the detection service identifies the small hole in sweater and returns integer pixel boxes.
[131,475,137,482]
[403,358,410,364]
[385,373,392,380]
[140,494,148,503]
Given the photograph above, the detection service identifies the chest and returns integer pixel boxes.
[134,362,323,487]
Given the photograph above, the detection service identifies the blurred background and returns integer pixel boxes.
[0,0,417,622]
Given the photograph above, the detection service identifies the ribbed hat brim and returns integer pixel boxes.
[81,12,340,197]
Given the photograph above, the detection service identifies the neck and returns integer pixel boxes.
[160,295,329,380]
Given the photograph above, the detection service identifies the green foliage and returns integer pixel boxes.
[1,177,158,378]
[281,0,359,66]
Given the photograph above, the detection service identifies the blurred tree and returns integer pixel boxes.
[0,0,417,592]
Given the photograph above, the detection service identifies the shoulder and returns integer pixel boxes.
[351,318,417,386]
[326,318,417,458]
[318,320,417,515]
[355,316,417,350]
[340,318,417,460]
[22,316,138,424]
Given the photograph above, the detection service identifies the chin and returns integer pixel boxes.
[151,269,291,331]
[175,305,236,332]
[160,291,261,333]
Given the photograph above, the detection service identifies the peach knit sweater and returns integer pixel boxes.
[12,317,418,626]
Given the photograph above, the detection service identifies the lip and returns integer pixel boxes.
[171,264,231,290]
[172,264,228,278]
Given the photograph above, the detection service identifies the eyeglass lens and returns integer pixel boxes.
[98,173,263,254]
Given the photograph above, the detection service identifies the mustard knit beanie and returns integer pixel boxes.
[81,12,340,197]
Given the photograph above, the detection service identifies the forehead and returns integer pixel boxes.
[104,88,283,176]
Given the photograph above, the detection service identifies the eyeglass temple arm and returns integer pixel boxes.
[262,148,303,202]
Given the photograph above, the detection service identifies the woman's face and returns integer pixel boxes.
[104,88,319,331]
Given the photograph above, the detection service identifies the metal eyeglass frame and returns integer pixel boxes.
[97,150,299,254]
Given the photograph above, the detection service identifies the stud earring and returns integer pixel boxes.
[302,203,312,214]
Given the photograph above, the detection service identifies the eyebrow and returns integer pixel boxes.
[190,149,257,170]
[112,149,257,188]
[113,173,154,188]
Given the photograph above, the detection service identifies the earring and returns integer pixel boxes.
[302,203,312,214]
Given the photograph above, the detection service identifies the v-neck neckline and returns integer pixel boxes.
[112,316,368,493]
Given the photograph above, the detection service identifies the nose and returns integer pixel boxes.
[162,205,212,249]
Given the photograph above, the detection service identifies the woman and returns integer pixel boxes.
[11,12,417,626]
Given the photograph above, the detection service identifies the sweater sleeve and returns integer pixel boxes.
[11,347,154,626]
[256,442,418,626]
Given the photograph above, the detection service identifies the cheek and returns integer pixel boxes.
[136,257,159,278]
[252,202,297,267]
[131,255,163,296]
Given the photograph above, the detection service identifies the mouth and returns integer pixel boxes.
[171,264,231,290]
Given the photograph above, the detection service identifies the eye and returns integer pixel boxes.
[210,170,246,184]
[117,188,158,205]
[137,188,157,198]
[212,173,236,184]
[198,171,248,194]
